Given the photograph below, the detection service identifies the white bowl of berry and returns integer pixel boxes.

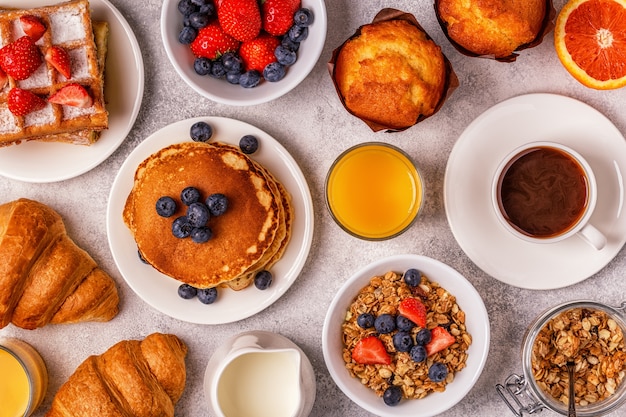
[322,254,490,417]
[161,0,327,106]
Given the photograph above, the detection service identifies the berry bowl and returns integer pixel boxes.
[160,0,327,106]
[322,254,490,417]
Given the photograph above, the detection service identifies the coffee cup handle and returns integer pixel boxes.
[577,223,607,250]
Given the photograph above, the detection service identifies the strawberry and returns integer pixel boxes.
[45,46,71,79]
[190,23,240,60]
[352,336,391,365]
[0,67,7,89]
[20,15,46,42]
[398,298,427,328]
[7,88,46,116]
[0,36,43,81]
[425,326,456,357]
[218,0,261,42]
[262,0,301,36]
[48,83,93,107]
[239,33,280,72]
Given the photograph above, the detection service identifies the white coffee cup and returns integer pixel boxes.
[492,141,606,250]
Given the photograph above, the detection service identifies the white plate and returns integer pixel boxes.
[160,0,327,106]
[444,93,626,290]
[322,254,490,417]
[106,116,314,324]
[0,0,144,183]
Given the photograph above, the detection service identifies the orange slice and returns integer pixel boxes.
[555,0,626,89]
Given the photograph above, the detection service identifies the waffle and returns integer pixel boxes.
[0,0,108,147]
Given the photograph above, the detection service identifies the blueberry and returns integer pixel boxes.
[288,25,308,42]
[254,270,272,290]
[293,8,314,27]
[177,0,197,16]
[281,37,300,52]
[403,268,421,287]
[239,70,261,88]
[410,345,427,363]
[138,249,149,264]
[415,328,432,345]
[428,362,448,383]
[396,315,415,332]
[194,57,212,75]
[172,216,193,238]
[191,226,213,243]
[210,60,226,78]
[181,186,201,205]
[239,134,258,154]
[357,313,375,329]
[188,11,209,28]
[178,26,197,44]
[274,45,296,66]
[222,52,243,73]
[190,121,213,142]
[392,331,413,352]
[198,3,215,16]
[190,0,208,6]
[206,193,228,216]
[263,62,286,82]
[187,202,210,227]
[197,287,218,304]
[374,314,396,334]
[383,385,402,406]
[178,283,197,299]
[156,196,177,217]
[226,72,240,84]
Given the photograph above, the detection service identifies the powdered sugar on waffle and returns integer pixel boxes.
[49,10,86,44]
[0,108,18,134]
[18,63,52,90]
[24,104,55,127]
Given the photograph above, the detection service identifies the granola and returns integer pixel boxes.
[531,307,626,406]
[341,270,472,403]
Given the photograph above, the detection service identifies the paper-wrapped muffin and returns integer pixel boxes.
[329,9,457,132]
[435,0,555,61]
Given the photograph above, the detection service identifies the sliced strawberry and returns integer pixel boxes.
[0,67,7,89]
[7,88,46,116]
[48,83,93,108]
[45,46,71,79]
[262,0,301,36]
[352,336,391,365]
[20,15,46,42]
[218,0,261,42]
[190,23,240,60]
[425,326,456,357]
[0,36,43,80]
[239,33,280,72]
[398,298,427,328]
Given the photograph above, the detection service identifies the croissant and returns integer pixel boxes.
[46,333,188,417]
[0,198,119,329]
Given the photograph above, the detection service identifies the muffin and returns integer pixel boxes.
[332,16,448,131]
[436,0,550,59]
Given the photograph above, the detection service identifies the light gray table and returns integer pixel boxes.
[2,0,626,416]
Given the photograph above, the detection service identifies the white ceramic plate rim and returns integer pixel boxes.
[106,116,314,324]
[322,254,490,417]
[444,93,626,290]
[160,0,327,106]
[0,0,144,183]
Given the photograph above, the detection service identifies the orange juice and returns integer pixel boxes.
[326,143,423,240]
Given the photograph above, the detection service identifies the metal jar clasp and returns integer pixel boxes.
[496,373,545,416]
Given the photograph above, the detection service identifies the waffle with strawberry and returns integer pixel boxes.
[0,0,108,147]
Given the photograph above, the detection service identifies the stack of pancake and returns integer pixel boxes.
[123,141,293,291]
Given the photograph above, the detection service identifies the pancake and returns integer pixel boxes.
[123,141,284,289]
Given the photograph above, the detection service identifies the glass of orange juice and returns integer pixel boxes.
[325,142,424,240]
[0,338,48,417]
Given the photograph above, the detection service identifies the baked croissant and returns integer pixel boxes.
[0,198,119,329]
[46,333,188,417]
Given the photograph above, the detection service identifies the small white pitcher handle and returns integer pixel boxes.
[577,223,606,250]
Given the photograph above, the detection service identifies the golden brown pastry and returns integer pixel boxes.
[46,333,188,417]
[0,198,119,329]
[436,0,547,59]
[333,18,447,131]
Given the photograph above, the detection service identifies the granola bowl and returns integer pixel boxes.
[322,254,490,416]
[515,300,626,416]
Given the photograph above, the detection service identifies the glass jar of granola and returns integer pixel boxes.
[497,300,626,416]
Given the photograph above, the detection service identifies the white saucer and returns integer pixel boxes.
[444,93,626,290]
[203,330,316,417]
[0,0,144,183]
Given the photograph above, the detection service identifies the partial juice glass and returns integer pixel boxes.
[326,142,423,240]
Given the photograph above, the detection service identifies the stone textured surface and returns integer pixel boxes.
[2,0,626,416]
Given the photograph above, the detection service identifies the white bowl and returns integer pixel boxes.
[322,254,490,417]
[160,0,327,106]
